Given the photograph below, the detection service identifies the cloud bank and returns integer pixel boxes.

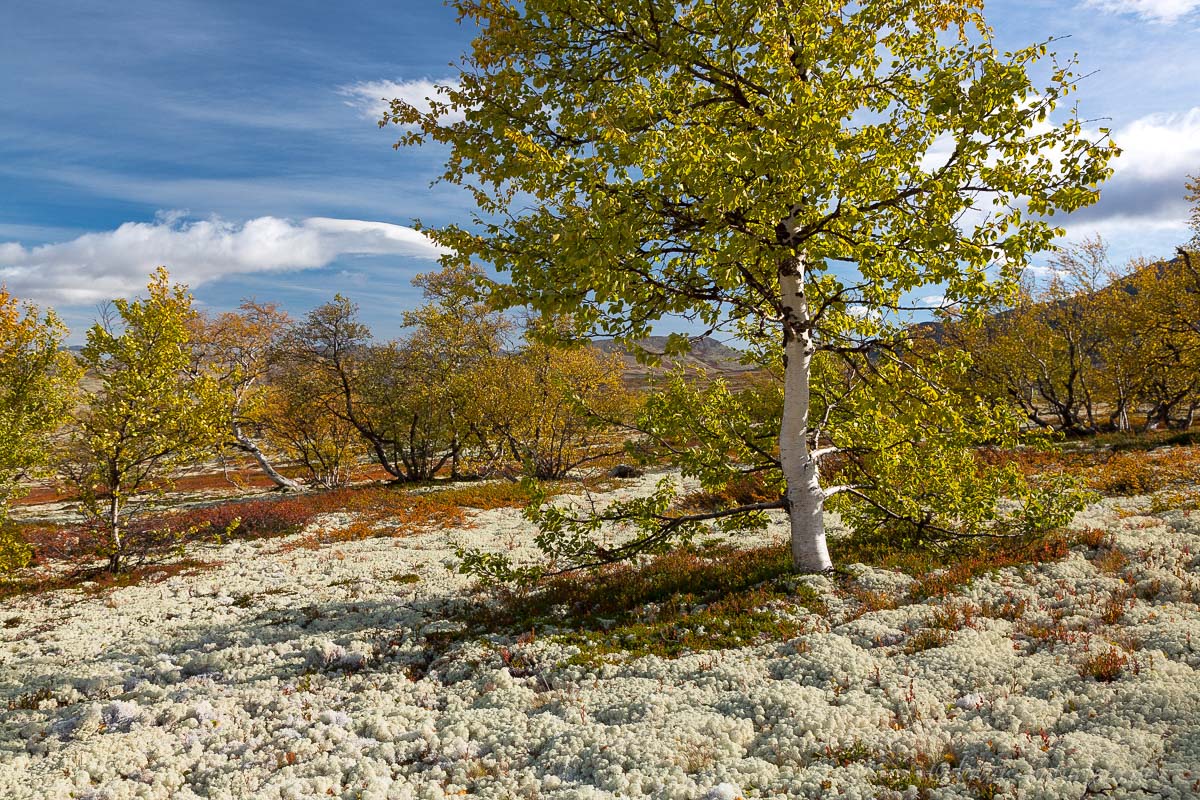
[1108,107,1200,182]
[0,214,448,306]
[1065,107,1200,246]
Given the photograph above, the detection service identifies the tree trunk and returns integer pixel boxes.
[107,494,122,573]
[1144,403,1170,432]
[1113,397,1130,433]
[232,420,301,491]
[779,256,833,573]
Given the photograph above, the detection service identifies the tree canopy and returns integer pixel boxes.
[391,0,1116,573]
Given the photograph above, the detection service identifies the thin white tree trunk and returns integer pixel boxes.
[779,256,833,572]
[232,420,302,490]
[108,494,123,572]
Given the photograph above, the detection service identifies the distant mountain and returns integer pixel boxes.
[591,335,760,388]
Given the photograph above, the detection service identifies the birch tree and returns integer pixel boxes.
[0,291,78,574]
[954,239,1112,434]
[283,276,507,483]
[255,356,366,488]
[393,0,1115,571]
[399,264,510,478]
[64,269,225,572]
[471,338,636,479]
[1127,257,1200,430]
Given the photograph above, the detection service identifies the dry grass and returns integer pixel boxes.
[982,436,1200,498]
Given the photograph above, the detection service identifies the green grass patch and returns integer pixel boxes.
[461,543,824,664]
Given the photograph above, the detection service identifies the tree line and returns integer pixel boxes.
[943,234,1200,436]
[0,265,636,573]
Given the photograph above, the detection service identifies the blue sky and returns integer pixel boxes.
[2,0,1198,341]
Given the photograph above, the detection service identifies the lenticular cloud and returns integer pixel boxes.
[0,214,449,306]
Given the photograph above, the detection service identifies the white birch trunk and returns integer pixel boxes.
[108,494,123,573]
[232,419,302,491]
[779,256,833,572]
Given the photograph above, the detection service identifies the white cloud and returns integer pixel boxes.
[1059,107,1200,257]
[1084,0,1200,22]
[0,214,448,306]
[1108,107,1200,180]
[339,78,463,125]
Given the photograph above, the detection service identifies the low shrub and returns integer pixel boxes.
[1099,589,1132,624]
[677,472,782,513]
[0,558,215,601]
[1092,545,1129,575]
[458,523,1084,663]
[158,495,319,541]
[843,588,900,622]
[981,439,1200,499]
[485,543,804,630]
[433,481,540,510]
[1017,619,1085,653]
[981,593,1029,621]
[4,476,561,592]
[0,520,32,578]
[904,628,953,653]
[1078,648,1128,682]
[836,531,1075,600]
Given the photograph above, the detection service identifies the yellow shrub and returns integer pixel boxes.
[0,522,31,578]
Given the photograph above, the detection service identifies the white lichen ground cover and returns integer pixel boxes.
[2,476,1200,799]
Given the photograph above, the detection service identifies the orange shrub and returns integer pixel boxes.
[1078,648,1128,682]
[1086,447,1200,496]
[677,472,782,513]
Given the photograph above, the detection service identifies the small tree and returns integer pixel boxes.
[355,341,457,481]
[283,271,510,483]
[391,0,1116,572]
[255,356,366,488]
[473,337,636,479]
[63,268,225,572]
[193,301,302,490]
[278,296,407,478]
[402,264,510,478]
[1125,257,1200,430]
[950,238,1113,434]
[1128,175,1200,429]
[0,290,79,574]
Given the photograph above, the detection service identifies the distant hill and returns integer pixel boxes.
[591,335,761,389]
